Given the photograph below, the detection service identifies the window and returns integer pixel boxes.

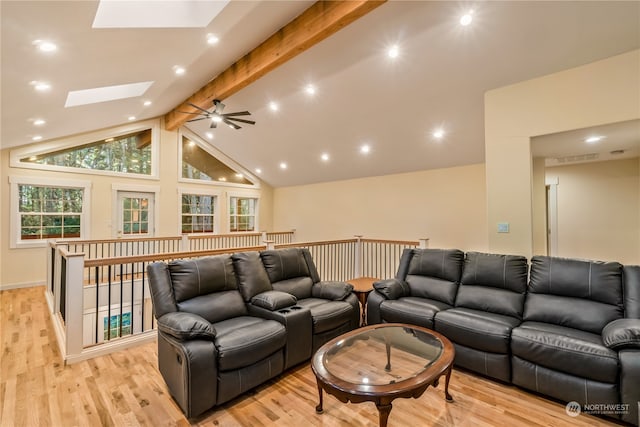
[181,194,217,234]
[181,136,254,185]
[229,197,257,232]
[10,177,91,247]
[20,129,152,175]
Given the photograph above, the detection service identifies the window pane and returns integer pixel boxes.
[21,227,41,239]
[21,215,41,227]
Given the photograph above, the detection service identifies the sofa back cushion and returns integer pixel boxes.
[455,252,528,318]
[167,255,247,323]
[524,256,624,333]
[402,248,464,305]
[624,265,640,319]
[261,248,314,299]
[232,251,273,302]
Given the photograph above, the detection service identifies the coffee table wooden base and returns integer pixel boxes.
[314,365,454,427]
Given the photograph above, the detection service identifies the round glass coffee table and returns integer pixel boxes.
[311,323,454,427]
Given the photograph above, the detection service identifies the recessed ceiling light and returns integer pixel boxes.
[305,84,316,96]
[218,177,227,182]
[280,162,288,170]
[174,66,186,76]
[235,173,244,178]
[387,45,399,59]
[33,40,57,52]
[65,81,153,107]
[585,136,604,144]
[460,10,474,26]
[33,119,46,126]
[29,156,37,161]
[206,132,214,139]
[31,81,51,92]
[269,101,279,112]
[433,129,445,139]
[212,116,223,123]
[321,153,330,162]
[360,144,370,154]
[32,135,43,141]
[128,116,136,121]
[207,34,219,45]
[143,100,152,106]
[255,168,262,174]
[188,140,195,147]
[105,138,115,142]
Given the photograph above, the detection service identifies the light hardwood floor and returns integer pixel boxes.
[0,286,622,427]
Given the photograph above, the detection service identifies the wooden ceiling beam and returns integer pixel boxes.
[164,0,386,131]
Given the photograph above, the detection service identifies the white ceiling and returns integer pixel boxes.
[2,1,639,187]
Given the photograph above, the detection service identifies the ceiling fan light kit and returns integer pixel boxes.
[179,99,255,129]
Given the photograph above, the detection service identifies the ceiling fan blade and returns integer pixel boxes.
[188,102,213,114]
[223,118,241,129]
[187,117,210,123]
[213,99,225,114]
[226,117,255,125]
[178,110,206,116]
[223,111,251,117]
[209,120,218,129]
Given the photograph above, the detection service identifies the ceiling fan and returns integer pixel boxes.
[180,99,255,129]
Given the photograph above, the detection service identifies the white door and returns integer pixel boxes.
[116,191,155,238]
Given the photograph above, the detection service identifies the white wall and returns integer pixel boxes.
[485,50,640,257]
[274,163,488,251]
[546,158,639,264]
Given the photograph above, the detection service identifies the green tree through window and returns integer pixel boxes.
[19,185,83,239]
[21,129,152,175]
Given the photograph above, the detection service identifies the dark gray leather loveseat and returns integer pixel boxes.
[368,249,640,425]
[147,248,358,418]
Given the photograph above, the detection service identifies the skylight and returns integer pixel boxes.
[65,81,153,107]
[93,0,230,28]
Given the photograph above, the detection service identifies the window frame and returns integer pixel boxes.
[10,119,160,180]
[177,188,221,235]
[177,128,260,189]
[227,193,259,233]
[9,176,92,249]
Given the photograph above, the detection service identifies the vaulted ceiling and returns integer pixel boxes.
[2,1,639,187]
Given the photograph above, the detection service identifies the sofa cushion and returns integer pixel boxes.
[511,321,619,383]
[434,308,520,354]
[214,316,286,371]
[523,293,624,335]
[624,265,640,318]
[168,255,237,302]
[232,251,273,302]
[456,252,528,318]
[296,298,353,334]
[380,297,451,329]
[177,289,247,324]
[272,277,313,300]
[261,248,311,282]
[404,249,464,305]
[251,291,297,311]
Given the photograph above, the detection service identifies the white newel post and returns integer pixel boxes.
[261,231,268,244]
[45,240,56,313]
[354,235,363,278]
[265,240,275,250]
[63,251,86,360]
[419,238,430,249]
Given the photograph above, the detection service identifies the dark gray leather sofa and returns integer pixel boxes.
[147,249,359,418]
[368,249,640,425]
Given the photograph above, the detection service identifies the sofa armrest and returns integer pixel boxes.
[602,318,640,350]
[373,278,410,300]
[312,281,354,301]
[251,290,297,311]
[157,312,216,341]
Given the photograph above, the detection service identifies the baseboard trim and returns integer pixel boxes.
[0,281,44,291]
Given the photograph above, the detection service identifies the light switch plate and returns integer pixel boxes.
[497,222,510,233]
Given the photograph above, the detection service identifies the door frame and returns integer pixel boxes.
[545,176,559,256]
[111,184,160,238]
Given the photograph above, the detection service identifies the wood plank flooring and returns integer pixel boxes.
[0,286,623,427]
